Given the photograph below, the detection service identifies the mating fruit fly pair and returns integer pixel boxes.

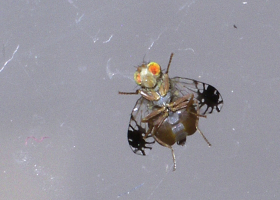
[119,53,223,171]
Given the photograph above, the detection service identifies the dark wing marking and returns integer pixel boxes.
[127,97,155,156]
[171,77,223,115]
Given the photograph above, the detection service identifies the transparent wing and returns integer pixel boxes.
[170,77,223,115]
[127,97,155,156]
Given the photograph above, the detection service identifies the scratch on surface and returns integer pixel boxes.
[106,57,134,81]
[117,182,144,198]
[179,0,196,11]
[75,13,84,23]
[148,29,166,50]
[106,58,119,79]
[103,34,113,43]
[175,0,197,30]
[178,47,195,53]
[79,28,101,44]
[147,175,166,200]
[0,45,19,73]
[92,29,100,43]
[68,0,78,9]
[25,136,50,145]
[147,162,175,200]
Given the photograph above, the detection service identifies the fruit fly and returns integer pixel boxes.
[119,53,223,171]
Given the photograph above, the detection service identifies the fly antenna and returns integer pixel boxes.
[165,53,174,74]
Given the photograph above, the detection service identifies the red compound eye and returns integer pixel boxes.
[148,62,161,75]
[134,72,141,84]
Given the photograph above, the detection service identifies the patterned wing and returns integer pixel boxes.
[127,97,155,156]
[170,77,223,115]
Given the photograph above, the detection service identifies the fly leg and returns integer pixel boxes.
[141,107,165,123]
[143,110,168,139]
[168,93,195,112]
[149,109,176,171]
[196,127,211,147]
[192,99,211,146]
[153,136,177,171]
[119,90,160,101]
[142,107,167,139]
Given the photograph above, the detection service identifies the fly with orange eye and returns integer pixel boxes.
[119,53,223,171]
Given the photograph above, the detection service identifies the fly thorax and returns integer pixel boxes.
[153,92,171,107]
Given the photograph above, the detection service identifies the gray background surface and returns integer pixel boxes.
[1,0,279,199]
